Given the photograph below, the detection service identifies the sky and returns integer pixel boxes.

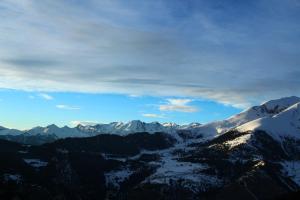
[0,0,300,129]
[0,90,240,129]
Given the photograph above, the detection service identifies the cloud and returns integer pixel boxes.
[128,94,142,98]
[38,93,53,100]
[3,58,60,67]
[142,113,165,118]
[0,1,300,107]
[159,98,198,113]
[56,104,80,110]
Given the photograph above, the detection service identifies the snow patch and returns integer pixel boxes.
[3,173,22,183]
[24,159,48,168]
[281,161,300,186]
[145,148,221,192]
[224,134,251,149]
[105,168,133,188]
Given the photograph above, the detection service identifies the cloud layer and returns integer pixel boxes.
[159,99,198,113]
[142,113,165,118]
[56,104,80,110]
[0,0,300,107]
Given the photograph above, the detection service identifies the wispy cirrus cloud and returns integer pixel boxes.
[38,93,53,100]
[56,104,80,110]
[0,0,300,107]
[142,113,165,118]
[159,99,198,113]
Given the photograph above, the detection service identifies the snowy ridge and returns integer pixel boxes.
[0,126,22,136]
[76,120,200,142]
[0,121,201,139]
[194,96,300,136]
[237,102,300,140]
[79,120,175,136]
[26,124,87,138]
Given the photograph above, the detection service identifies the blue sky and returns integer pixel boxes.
[0,0,299,129]
[0,90,240,129]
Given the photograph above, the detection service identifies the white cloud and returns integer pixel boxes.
[0,1,299,107]
[38,93,53,100]
[128,94,141,98]
[142,113,165,118]
[56,104,80,110]
[166,99,193,106]
[159,98,198,113]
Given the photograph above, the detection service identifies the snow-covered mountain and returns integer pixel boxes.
[0,126,22,136]
[77,120,200,136]
[26,124,87,138]
[0,120,202,141]
[194,96,300,136]
[77,120,172,136]
[237,102,300,140]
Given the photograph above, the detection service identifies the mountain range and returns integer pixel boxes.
[0,120,200,138]
[1,96,300,144]
[0,96,300,199]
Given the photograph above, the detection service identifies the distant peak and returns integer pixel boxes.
[46,124,59,129]
[189,122,202,126]
[128,120,143,124]
[162,122,178,127]
[75,124,83,128]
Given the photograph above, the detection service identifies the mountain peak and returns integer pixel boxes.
[128,120,144,124]
[260,96,300,114]
[46,124,59,129]
[236,101,300,139]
